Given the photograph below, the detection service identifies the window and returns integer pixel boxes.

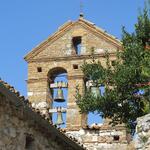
[37,67,42,72]
[73,64,78,70]
[113,135,120,141]
[111,60,116,66]
[72,36,82,55]
[25,134,34,149]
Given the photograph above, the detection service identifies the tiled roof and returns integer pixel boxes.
[0,78,87,150]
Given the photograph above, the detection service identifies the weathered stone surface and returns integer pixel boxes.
[66,128,130,149]
[135,114,150,150]
[0,93,84,150]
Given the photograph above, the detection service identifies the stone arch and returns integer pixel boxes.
[47,67,68,103]
[48,67,68,82]
[47,67,68,127]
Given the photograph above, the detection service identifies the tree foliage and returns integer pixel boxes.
[76,5,150,133]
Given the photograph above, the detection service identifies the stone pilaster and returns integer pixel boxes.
[27,78,50,118]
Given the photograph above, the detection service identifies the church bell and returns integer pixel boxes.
[90,86,101,97]
[56,111,64,125]
[54,88,65,102]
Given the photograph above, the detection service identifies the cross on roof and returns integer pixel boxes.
[79,0,84,18]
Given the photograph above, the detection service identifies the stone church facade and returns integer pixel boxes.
[24,15,133,150]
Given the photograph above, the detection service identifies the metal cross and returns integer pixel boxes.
[80,0,84,15]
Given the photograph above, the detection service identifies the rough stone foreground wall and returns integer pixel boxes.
[0,94,78,150]
[136,114,150,150]
[66,128,133,150]
[0,113,56,150]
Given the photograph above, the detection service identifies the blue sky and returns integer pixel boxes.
[0,0,145,97]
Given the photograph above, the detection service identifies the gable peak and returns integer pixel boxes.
[79,13,84,19]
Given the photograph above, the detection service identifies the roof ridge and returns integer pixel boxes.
[78,18,121,44]
[24,21,74,61]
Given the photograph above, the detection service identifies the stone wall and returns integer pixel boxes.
[66,126,131,150]
[135,114,150,150]
[0,92,84,150]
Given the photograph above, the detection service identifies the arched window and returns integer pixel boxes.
[87,85,105,126]
[48,67,68,128]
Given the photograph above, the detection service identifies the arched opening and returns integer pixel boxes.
[48,67,68,128]
[87,111,104,126]
[85,81,105,127]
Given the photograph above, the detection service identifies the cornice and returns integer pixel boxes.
[27,53,116,63]
[26,78,48,83]
[68,75,84,80]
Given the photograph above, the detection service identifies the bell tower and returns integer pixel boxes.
[25,16,129,149]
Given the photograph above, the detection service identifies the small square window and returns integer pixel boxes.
[111,60,116,66]
[113,135,119,141]
[73,64,78,70]
[37,67,42,72]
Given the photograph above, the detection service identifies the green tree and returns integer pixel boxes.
[76,5,150,134]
